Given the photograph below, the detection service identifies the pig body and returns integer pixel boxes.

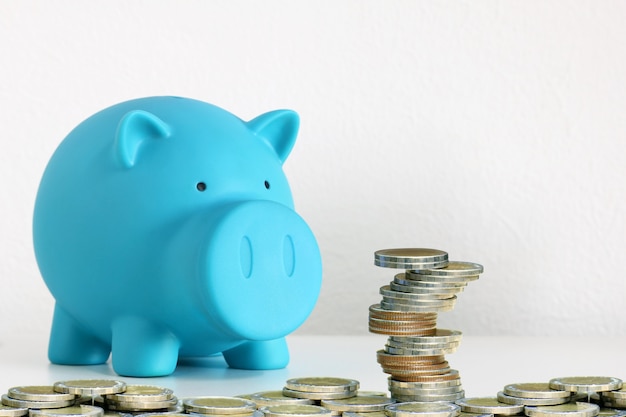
[33,96,322,377]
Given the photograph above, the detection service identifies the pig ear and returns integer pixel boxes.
[247,109,299,163]
[114,110,171,168]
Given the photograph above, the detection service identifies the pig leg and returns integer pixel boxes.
[48,303,110,365]
[222,337,289,370]
[111,316,180,377]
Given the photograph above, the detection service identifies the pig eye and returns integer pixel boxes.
[196,182,207,192]
[264,180,270,190]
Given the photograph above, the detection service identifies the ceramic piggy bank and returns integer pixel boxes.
[33,96,322,377]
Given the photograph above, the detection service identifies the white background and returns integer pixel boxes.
[1,1,625,340]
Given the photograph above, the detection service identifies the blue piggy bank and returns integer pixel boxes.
[33,96,322,377]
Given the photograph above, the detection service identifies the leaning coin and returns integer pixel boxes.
[1,394,74,409]
[524,403,600,417]
[411,262,484,277]
[455,398,524,416]
[29,406,104,417]
[183,397,257,415]
[259,404,332,417]
[53,381,126,397]
[497,392,570,406]
[105,386,174,403]
[374,248,449,270]
[602,385,626,400]
[7,387,75,402]
[249,391,314,407]
[284,377,360,394]
[0,405,28,417]
[320,396,394,413]
[385,401,460,417]
[503,383,571,400]
[549,378,623,394]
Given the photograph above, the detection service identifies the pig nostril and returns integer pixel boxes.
[282,235,296,277]
[239,236,253,278]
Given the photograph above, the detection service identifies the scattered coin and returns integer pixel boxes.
[385,401,460,417]
[29,405,104,417]
[454,397,524,416]
[7,386,75,402]
[549,377,623,394]
[182,397,257,415]
[0,404,28,417]
[524,403,600,417]
[259,404,332,417]
[503,383,571,400]
[248,391,314,407]
[496,391,570,406]
[320,396,395,413]
[53,381,126,397]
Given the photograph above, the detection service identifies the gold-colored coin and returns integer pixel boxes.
[29,406,104,417]
[105,398,179,412]
[377,351,445,365]
[249,391,314,407]
[182,397,257,415]
[0,405,28,417]
[503,383,571,399]
[259,404,332,417]
[284,377,359,394]
[320,396,394,412]
[1,394,74,409]
[392,369,460,383]
[524,403,600,417]
[454,397,524,416]
[496,392,570,406]
[105,385,174,402]
[281,388,356,401]
[369,304,438,320]
[7,386,75,402]
[549,377,623,393]
[601,385,626,400]
[53,380,126,397]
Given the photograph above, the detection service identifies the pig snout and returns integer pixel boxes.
[201,200,322,341]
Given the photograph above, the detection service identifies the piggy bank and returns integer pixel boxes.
[33,96,322,377]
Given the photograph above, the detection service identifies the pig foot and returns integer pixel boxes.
[111,316,180,377]
[223,338,289,370]
[48,304,110,365]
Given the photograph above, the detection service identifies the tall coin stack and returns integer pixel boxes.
[369,248,483,403]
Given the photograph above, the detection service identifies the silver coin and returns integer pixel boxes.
[390,391,465,403]
[343,412,387,417]
[602,386,626,401]
[496,392,570,406]
[411,262,484,277]
[390,282,464,296]
[182,397,257,415]
[405,270,479,284]
[53,380,126,397]
[0,405,28,417]
[374,248,449,270]
[380,286,456,301]
[1,394,74,409]
[455,397,524,416]
[386,338,461,350]
[390,329,462,343]
[7,386,75,402]
[384,346,459,356]
[249,391,314,407]
[395,274,468,288]
[259,404,333,417]
[503,383,571,400]
[380,301,455,312]
[29,406,104,417]
[389,385,464,396]
[549,377,623,394]
[524,402,600,417]
[389,377,462,389]
[385,401,460,417]
[105,386,174,403]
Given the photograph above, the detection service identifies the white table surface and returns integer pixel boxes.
[1,333,625,400]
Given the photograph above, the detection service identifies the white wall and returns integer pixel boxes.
[1,1,625,339]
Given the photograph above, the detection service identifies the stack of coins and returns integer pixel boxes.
[282,378,360,402]
[457,376,625,417]
[103,385,178,413]
[370,248,483,403]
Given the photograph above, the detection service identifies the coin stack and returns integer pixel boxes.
[282,377,360,402]
[456,376,625,417]
[369,248,483,403]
